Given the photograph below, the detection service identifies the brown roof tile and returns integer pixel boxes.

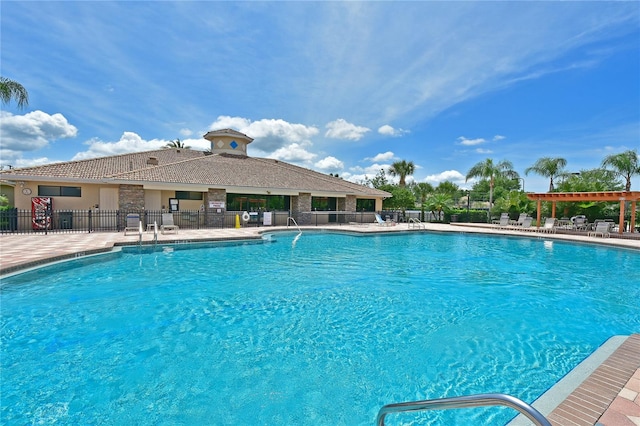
[0,149,390,198]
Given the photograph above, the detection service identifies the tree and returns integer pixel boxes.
[554,168,623,219]
[380,185,416,212]
[601,150,639,191]
[0,77,29,109]
[165,138,190,149]
[425,192,454,221]
[412,182,434,221]
[524,157,567,192]
[434,181,460,197]
[465,158,518,210]
[388,160,415,187]
[366,169,389,189]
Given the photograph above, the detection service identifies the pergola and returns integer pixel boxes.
[526,191,639,234]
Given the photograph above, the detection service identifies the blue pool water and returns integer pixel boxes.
[1,231,639,425]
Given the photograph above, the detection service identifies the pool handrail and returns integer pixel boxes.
[407,217,426,229]
[153,221,158,245]
[376,392,551,426]
[287,217,302,234]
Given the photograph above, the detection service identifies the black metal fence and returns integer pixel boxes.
[0,209,380,234]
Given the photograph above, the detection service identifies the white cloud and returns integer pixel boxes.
[179,128,193,137]
[344,163,391,184]
[325,119,370,141]
[367,151,395,162]
[424,170,468,187]
[458,136,486,146]
[65,132,209,162]
[0,111,78,153]
[475,148,493,154]
[71,132,168,160]
[209,116,319,152]
[267,143,317,163]
[315,156,344,171]
[493,134,506,141]
[378,124,409,137]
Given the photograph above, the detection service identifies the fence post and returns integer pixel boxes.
[88,209,92,233]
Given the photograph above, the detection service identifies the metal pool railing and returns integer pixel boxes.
[376,393,551,426]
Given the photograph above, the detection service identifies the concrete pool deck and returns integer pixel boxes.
[1,222,639,425]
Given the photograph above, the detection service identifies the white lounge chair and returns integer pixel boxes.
[537,217,557,233]
[375,213,395,227]
[492,213,510,227]
[588,221,611,238]
[124,213,141,235]
[160,213,179,234]
[518,216,535,231]
[510,213,528,227]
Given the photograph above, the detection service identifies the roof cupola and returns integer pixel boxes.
[203,128,253,156]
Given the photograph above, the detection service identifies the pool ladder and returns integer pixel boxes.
[287,217,302,246]
[376,393,551,426]
[407,217,426,229]
[287,216,301,233]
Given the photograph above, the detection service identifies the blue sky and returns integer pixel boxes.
[1,1,639,193]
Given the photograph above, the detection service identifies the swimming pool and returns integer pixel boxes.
[1,231,639,425]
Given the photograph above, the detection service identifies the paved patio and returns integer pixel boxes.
[1,222,639,425]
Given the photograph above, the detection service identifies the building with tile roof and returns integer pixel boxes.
[1,129,391,226]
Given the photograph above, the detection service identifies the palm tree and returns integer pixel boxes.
[0,77,29,109]
[412,182,434,221]
[425,192,454,222]
[524,157,567,192]
[165,138,190,149]
[388,160,415,187]
[465,158,518,209]
[601,150,639,191]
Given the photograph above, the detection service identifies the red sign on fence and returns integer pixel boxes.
[31,197,52,230]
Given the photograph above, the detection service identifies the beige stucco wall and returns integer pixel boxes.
[12,182,102,210]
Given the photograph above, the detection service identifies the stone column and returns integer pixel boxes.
[292,192,312,225]
[344,195,357,223]
[205,188,227,228]
[119,184,145,211]
[118,184,144,229]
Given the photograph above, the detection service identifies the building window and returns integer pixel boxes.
[38,185,82,197]
[311,197,337,211]
[227,194,290,211]
[356,199,375,212]
[175,191,203,200]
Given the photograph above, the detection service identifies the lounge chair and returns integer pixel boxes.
[124,213,141,235]
[510,213,528,227]
[537,217,557,234]
[492,213,510,227]
[375,213,395,227]
[571,215,588,231]
[588,221,611,238]
[160,213,179,234]
[517,216,535,231]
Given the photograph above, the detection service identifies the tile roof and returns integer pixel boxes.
[0,149,390,198]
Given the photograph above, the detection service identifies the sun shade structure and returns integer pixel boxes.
[526,191,639,234]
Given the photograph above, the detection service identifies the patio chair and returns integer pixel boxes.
[537,217,557,234]
[510,213,528,227]
[518,216,535,231]
[571,215,588,231]
[492,213,510,227]
[374,213,395,227]
[160,213,179,234]
[124,213,141,235]
[588,221,611,238]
